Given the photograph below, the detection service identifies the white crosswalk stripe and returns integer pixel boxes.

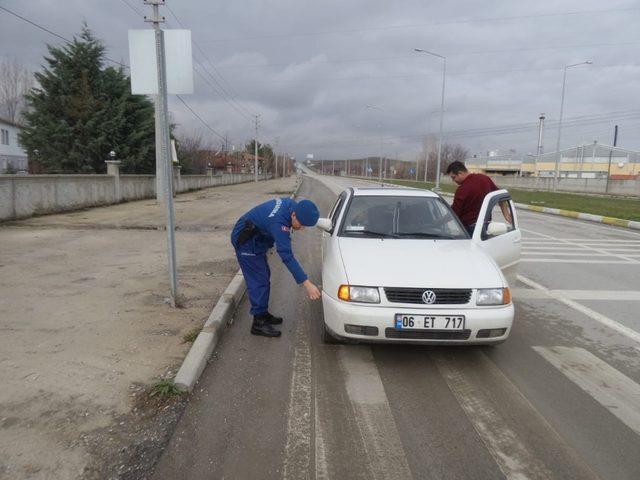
[521,229,640,264]
[337,346,413,480]
[534,346,640,437]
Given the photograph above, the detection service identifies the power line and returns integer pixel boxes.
[217,41,640,70]
[200,7,640,43]
[164,4,256,122]
[1,5,228,143]
[280,110,640,148]
[226,63,639,85]
[175,95,226,141]
[118,0,144,17]
[0,5,129,69]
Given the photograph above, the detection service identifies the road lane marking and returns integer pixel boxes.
[523,239,640,243]
[521,228,640,263]
[431,350,596,480]
[518,274,640,344]
[338,346,413,480]
[534,346,640,436]
[521,258,634,264]
[518,210,640,238]
[283,313,313,480]
[522,252,609,256]
[513,288,640,301]
[314,394,329,480]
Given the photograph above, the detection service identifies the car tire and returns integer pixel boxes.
[321,323,341,344]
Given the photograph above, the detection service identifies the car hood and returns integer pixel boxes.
[337,237,504,288]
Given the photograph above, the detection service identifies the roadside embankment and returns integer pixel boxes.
[0,176,296,479]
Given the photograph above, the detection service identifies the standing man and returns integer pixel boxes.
[231,197,322,337]
[446,161,511,235]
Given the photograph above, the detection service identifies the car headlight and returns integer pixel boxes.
[338,285,380,303]
[476,288,511,305]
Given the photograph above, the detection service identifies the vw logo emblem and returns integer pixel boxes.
[422,290,437,304]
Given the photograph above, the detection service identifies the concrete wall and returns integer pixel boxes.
[0,170,262,222]
[487,175,640,197]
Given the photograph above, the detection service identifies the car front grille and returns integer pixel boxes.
[385,328,471,340]
[384,287,472,305]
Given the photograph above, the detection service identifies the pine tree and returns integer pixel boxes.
[20,25,156,173]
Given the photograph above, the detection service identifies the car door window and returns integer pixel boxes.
[481,195,516,239]
[328,192,346,232]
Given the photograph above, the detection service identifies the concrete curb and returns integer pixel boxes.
[173,175,304,392]
[348,175,640,232]
[513,203,640,231]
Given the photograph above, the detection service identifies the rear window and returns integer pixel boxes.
[340,195,468,239]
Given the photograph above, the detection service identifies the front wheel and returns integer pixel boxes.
[321,323,341,344]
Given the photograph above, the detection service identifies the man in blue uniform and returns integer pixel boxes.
[231,198,322,337]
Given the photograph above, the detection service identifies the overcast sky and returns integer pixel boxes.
[2,0,640,161]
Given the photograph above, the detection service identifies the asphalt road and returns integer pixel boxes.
[153,172,640,480]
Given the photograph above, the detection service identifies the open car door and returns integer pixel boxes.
[472,189,521,282]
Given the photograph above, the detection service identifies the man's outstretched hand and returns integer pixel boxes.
[303,279,322,300]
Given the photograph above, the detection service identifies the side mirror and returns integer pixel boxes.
[316,218,333,232]
[486,222,508,237]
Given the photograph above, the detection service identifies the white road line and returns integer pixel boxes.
[518,210,640,238]
[522,252,609,256]
[521,258,634,264]
[534,346,640,436]
[338,346,413,480]
[283,313,313,480]
[518,274,640,344]
[314,394,329,480]
[522,246,589,250]
[432,350,579,480]
[553,290,640,301]
[513,288,640,301]
[521,228,640,263]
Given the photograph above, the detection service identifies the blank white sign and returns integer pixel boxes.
[128,29,193,95]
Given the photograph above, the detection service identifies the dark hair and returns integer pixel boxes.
[445,161,468,175]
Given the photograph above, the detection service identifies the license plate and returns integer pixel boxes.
[394,314,465,330]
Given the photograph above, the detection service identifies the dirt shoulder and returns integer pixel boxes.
[0,177,297,479]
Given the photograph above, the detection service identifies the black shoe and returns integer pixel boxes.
[251,315,282,337]
[264,312,283,325]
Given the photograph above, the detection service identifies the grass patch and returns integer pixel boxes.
[149,379,185,399]
[182,325,202,343]
[380,178,640,222]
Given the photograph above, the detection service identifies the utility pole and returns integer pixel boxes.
[605,125,619,194]
[144,0,177,306]
[254,114,259,182]
[415,155,419,181]
[535,113,545,176]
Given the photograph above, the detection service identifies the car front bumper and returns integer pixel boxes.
[322,293,514,344]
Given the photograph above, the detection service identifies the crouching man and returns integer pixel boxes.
[231,197,322,337]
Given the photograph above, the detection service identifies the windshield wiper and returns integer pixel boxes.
[396,232,455,239]
[347,229,399,238]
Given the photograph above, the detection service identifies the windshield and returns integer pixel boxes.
[339,195,468,239]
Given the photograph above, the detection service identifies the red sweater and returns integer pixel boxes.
[451,173,498,226]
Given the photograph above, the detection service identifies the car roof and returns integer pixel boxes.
[350,186,440,198]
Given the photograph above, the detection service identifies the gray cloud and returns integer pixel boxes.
[1,0,639,162]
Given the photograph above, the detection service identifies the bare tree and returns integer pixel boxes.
[175,131,213,174]
[0,58,32,122]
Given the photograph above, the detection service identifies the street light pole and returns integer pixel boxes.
[553,61,592,190]
[366,104,384,184]
[254,114,259,183]
[415,48,446,190]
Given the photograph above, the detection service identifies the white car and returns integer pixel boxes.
[317,186,521,345]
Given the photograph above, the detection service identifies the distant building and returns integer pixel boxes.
[0,117,28,173]
[465,142,640,179]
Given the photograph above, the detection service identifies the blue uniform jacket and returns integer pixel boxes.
[231,198,308,284]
